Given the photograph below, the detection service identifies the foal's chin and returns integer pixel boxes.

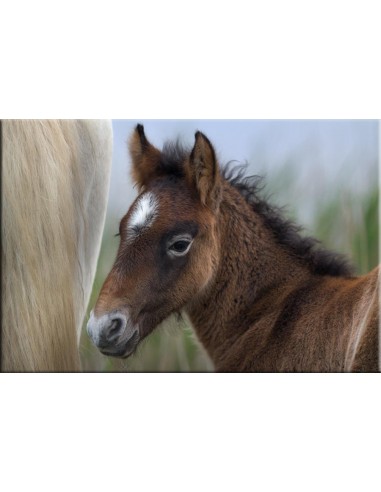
[99,330,140,359]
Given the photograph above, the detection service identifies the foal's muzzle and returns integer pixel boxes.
[86,311,139,358]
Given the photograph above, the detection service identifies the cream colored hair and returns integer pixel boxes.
[2,120,112,371]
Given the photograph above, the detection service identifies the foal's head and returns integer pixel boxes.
[87,125,222,357]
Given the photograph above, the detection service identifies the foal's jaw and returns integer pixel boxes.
[86,310,140,358]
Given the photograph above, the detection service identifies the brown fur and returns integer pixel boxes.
[90,125,379,372]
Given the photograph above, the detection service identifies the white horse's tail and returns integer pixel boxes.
[1,120,112,371]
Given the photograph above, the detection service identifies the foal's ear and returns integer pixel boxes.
[186,131,221,210]
[129,124,161,190]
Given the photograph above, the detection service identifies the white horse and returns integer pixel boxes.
[2,120,112,371]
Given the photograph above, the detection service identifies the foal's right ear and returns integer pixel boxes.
[129,124,161,190]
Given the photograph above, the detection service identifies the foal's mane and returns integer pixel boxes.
[160,140,354,278]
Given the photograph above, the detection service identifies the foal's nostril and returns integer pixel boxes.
[87,311,129,349]
[109,318,122,337]
[106,315,126,341]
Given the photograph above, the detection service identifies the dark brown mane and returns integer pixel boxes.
[160,140,354,277]
[222,163,355,277]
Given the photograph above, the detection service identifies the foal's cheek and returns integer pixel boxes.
[154,248,187,286]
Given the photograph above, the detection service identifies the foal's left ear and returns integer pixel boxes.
[129,124,161,190]
[186,131,221,210]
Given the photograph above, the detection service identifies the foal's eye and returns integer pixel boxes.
[167,237,193,257]
[171,241,190,253]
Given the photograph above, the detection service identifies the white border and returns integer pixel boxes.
[1,1,380,117]
[1,2,380,491]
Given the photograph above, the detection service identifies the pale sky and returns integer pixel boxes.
[107,120,378,232]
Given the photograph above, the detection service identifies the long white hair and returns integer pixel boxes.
[2,120,112,371]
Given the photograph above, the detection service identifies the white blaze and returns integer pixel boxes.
[126,192,158,241]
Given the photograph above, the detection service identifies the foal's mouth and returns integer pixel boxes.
[100,330,140,359]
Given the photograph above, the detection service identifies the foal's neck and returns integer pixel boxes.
[186,183,310,366]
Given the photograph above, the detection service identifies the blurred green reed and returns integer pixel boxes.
[80,163,379,372]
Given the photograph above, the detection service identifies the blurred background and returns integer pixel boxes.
[80,120,379,372]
